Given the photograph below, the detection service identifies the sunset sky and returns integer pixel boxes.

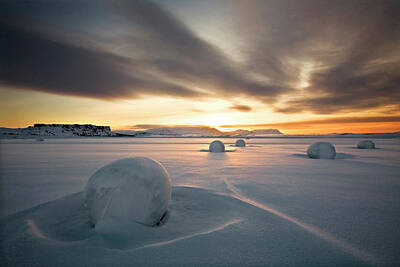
[1,0,399,134]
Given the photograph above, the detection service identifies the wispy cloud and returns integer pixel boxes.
[232,0,400,114]
[0,0,288,102]
[1,0,399,114]
[229,104,252,112]
[0,20,204,100]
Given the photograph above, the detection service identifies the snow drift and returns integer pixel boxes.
[84,157,171,227]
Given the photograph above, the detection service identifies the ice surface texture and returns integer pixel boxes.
[2,137,400,266]
[357,140,375,149]
[209,140,225,152]
[235,139,246,147]
[307,142,336,159]
[84,157,171,227]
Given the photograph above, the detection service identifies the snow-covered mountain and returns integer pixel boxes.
[114,126,283,137]
[251,129,283,135]
[229,129,283,136]
[0,124,111,137]
[146,126,223,136]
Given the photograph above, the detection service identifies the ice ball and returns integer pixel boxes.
[84,157,171,227]
[307,142,336,159]
[357,140,375,149]
[209,140,225,152]
[235,139,246,147]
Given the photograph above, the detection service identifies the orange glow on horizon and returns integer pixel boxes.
[0,89,399,135]
[221,122,400,135]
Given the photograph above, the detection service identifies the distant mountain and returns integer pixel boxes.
[229,129,283,136]
[0,124,111,137]
[147,126,223,136]
[228,129,252,136]
[114,126,283,137]
[2,124,399,138]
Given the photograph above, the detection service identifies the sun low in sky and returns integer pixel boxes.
[0,0,399,134]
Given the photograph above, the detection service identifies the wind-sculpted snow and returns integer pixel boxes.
[0,187,372,266]
[221,177,383,265]
[9,188,247,247]
[1,137,400,266]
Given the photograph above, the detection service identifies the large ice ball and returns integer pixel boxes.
[209,140,225,152]
[235,139,246,147]
[357,140,375,149]
[84,157,171,227]
[307,142,336,159]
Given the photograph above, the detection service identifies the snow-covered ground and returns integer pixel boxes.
[0,137,399,266]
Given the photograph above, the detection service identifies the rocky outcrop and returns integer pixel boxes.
[28,124,112,136]
[0,124,112,137]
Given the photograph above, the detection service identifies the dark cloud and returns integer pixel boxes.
[0,1,210,100]
[0,0,287,102]
[233,0,400,113]
[229,104,252,112]
[110,0,290,100]
[1,0,399,114]
[0,20,203,100]
[276,57,400,114]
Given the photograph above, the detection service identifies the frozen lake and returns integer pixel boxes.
[1,137,399,266]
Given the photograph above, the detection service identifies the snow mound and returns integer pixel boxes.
[209,140,225,152]
[84,157,171,227]
[307,142,336,159]
[357,140,375,149]
[235,139,246,147]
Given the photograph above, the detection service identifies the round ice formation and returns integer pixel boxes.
[357,140,375,149]
[209,140,225,152]
[307,142,336,159]
[235,139,246,147]
[84,157,171,227]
